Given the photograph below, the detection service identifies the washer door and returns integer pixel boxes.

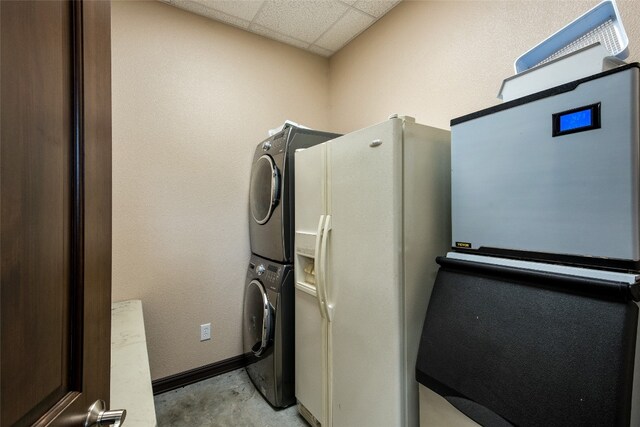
[243,280,273,357]
[249,154,280,225]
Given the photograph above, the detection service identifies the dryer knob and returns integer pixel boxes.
[256,264,265,276]
[262,141,272,151]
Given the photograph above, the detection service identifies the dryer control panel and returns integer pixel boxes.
[261,132,287,155]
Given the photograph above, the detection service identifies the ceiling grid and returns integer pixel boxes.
[159,0,401,57]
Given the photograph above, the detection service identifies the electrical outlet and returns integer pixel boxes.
[200,323,211,341]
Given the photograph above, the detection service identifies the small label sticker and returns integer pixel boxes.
[455,242,472,248]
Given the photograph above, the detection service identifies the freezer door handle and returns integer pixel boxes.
[319,215,333,321]
[314,215,328,319]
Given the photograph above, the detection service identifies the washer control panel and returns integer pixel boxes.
[264,264,280,283]
[248,257,290,293]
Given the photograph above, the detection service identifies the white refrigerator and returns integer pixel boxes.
[294,116,451,427]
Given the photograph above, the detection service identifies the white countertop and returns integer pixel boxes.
[111,300,157,427]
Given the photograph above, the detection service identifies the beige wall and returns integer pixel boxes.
[329,0,640,133]
[111,0,330,380]
[113,0,640,380]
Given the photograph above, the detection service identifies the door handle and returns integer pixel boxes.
[314,215,327,318]
[85,400,127,427]
[319,215,332,321]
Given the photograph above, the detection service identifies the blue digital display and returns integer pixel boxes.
[552,103,600,137]
[559,108,592,132]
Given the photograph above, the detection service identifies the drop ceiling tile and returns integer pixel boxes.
[308,44,334,57]
[250,24,310,49]
[172,0,252,28]
[163,0,402,58]
[353,0,399,18]
[254,0,349,44]
[198,0,264,22]
[314,7,374,51]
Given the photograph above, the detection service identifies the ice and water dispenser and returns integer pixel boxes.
[416,1,640,425]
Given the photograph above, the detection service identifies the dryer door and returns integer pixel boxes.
[243,279,273,357]
[250,155,280,225]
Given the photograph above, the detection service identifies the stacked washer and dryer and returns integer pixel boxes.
[242,124,340,408]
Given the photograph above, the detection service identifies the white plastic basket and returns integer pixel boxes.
[514,0,629,73]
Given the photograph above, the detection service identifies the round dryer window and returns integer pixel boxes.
[249,155,279,225]
[243,280,273,356]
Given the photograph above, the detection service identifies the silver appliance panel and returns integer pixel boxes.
[451,65,640,262]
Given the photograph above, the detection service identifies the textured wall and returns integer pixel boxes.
[111,0,330,380]
[329,0,640,133]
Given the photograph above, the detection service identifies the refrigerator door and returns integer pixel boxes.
[294,144,329,426]
[295,283,325,426]
[326,119,405,427]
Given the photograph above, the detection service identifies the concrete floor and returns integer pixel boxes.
[154,368,308,427]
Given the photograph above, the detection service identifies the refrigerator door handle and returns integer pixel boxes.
[320,215,333,322]
[314,215,328,319]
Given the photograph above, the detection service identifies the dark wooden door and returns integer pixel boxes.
[1,1,112,426]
